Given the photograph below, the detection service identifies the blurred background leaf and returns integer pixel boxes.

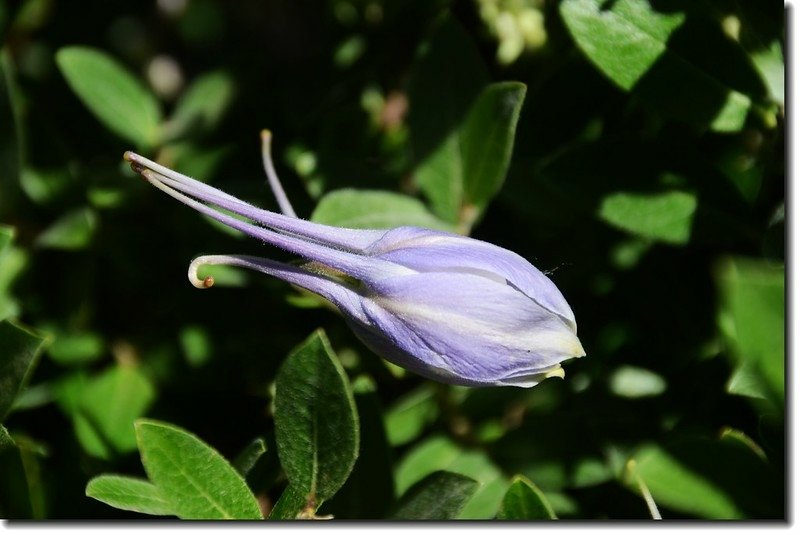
[56,46,161,149]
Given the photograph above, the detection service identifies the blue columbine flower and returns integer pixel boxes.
[124,132,584,387]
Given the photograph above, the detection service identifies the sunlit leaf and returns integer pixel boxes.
[311,189,453,231]
[717,257,784,406]
[56,46,161,147]
[598,190,697,244]
[135,419,262,520]
[86,475,173,516]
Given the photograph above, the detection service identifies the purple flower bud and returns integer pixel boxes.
[124,139,584,387]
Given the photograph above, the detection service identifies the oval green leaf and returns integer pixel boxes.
[86,475,173,517]
[135,419,262,520]
[56,46,161,148]
[460,82,526,213]
[274,329,359,514]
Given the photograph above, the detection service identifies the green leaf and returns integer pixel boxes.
[391,471,478,520]
[274,330,359,513]
[0,423,14,451]
[717,257,784,405]
[395,435,508,519]
[0,231,27,321]
[135,419,262,520]
[598,190,697,244]
[561,0,759,131]
[35,207,98,250]
[163,70,235,141]
[750,40,784,105]
[179,325,212,368]
[47,331,104,366]
[321,376,394,519]
[497,476,557,520]
[0,225,13,253]
[78,364,155,456]
[311,189,453,231]
[20,167,75,206]
[560,0,686,90]
[411,80,526,230]
[268,484,307,520]
[460,82,526,213]
[608,365,667,398]
[408,18,488,224]
[383,384,438,447]
[629,438,781,519]
[0,320,49,422]
[233,437,267,477]
[0,48,24,216]
[86,475,174,516]
[56,46,161,148]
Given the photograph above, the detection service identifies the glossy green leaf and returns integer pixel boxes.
[383,384,438,447]
[78,365,155,456]
[561,0,759,131]
[163,70,235,141]
[391,471,478,520]
[598,190,697,244]
[629,438,781,519]
[86,475,173,516]
[35,207,98,250]
[717,257,784,404]
[311,189,453,231]
[135,419,262,520]
[56,46,161,147]
[274,330,359,513]
[497,475,557,520]
[0,320,49,422]
[460,82,526,213]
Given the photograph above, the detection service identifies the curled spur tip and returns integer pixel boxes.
[188,257,216,289]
